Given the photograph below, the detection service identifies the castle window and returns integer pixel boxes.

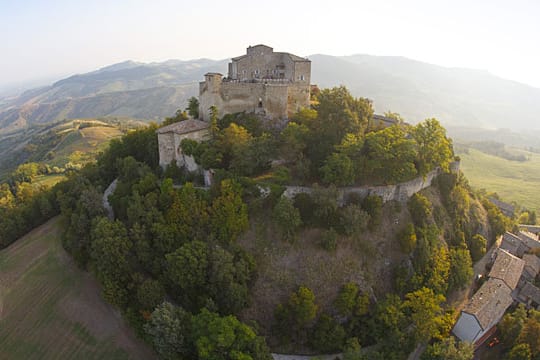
[258,98,263,108]
[300,75,305,81]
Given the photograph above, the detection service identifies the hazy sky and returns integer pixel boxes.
[1,0,540,88]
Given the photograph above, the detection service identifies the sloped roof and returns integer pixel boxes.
[489,248,525,290]
[463,278,514,330]
[501,232,523,255]
[519,231,540,249]
[520,282,540,305]
[523,254,540,277]
[156,119,209,135]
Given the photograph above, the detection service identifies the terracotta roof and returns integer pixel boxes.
[489,248,525,290]
[463,278,514,330]
[156,119,209,135]
[519,282,540,305]
[523,254,540,278]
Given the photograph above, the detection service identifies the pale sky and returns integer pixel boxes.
[1,0,540,89]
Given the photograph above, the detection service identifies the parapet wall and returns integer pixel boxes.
[283,168,443,204]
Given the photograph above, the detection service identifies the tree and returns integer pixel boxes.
[90,217,132,307]
[469,234,487,262]
[191,308,271,360]
[421,337,474,360]
[499,305,527,350]
[186,96,200,119]
[144,302,193,360]
[361,195,382,230]
[408,193,433,227]
[166,241,209,306]
[411,118,454,175]
[362,125,418,184]
[334,282,368,317]
[339,204,370,237]
[320,152,355,186]
[398,223,417,253]
[137,278,165,311]
[209,179,249,244]
[310,314,346,353]
[401,287,449,344]
[275,286,318,341]
[273,197,302,242]
[162,109,189,126]
[508,343,532,360]
[448,247,473,292]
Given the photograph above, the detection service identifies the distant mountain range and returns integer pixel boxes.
[1,54,540,135]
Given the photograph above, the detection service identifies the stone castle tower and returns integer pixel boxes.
[198,44,311,121]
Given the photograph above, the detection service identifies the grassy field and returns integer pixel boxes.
[0,217,155,360]
[33,174,66,188]
[457,148,540,212]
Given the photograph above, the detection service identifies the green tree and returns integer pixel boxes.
[320,152,355,186]
[162,109,189,127]
[398,223,417,253]
[90,217,132,307]
[401,287,449,344]
[469,234,487,262]
[361,195,383,230]
[508,343,532,360]
[339,204,370,237]
[186,96,200,119]
[144,302,193,360]
[411,118,454,175]
[191,308,271,360]
[310,314,346,353]
[448,247,473,292]
[362,125,418,183]
[499,305,527,350]
[209,179,249,244]
[137,278,165,311]
[166,241,209,306]
[408,193,433,227]
[275,286,318,341]
[421,337,474,360]
[273,197,302,242]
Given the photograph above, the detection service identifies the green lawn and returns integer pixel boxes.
[457,148,540,212]
[0,217,155,360]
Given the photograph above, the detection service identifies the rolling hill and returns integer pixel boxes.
[2,53,540,135]
[0,217,155,359]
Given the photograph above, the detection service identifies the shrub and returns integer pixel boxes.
[469,234,487,262]
[398,223,417,254]
[273,197,302,242]
[408,193,432,227]
[320,228,338,251]
[361,195,382,230]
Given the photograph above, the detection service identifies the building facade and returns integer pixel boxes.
[199,45,311,121]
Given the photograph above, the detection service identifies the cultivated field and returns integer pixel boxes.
[0,217,155,359]
[457,148,540,212]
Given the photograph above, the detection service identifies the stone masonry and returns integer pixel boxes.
[198,44,311,121]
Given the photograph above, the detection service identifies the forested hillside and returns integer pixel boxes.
[0,87,521,359]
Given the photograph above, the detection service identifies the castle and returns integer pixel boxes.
[198,44,311,121]
[158,45,311,171]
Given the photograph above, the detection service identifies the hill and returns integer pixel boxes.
[2,53,540,134]
[0,117,141,180]
[0,217,155,359]
[456,147,540,212]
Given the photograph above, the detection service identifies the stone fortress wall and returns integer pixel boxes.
[199,45,311,121]
[283,162,460,204]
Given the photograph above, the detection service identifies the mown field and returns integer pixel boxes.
[0,217,155,360]
[457,147,540,212]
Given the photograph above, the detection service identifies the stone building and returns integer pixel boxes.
[198,44,311,121]
[156,119,210,170]
[453,249,524,346]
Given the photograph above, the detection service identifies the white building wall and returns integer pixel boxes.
[452,312,482,342]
